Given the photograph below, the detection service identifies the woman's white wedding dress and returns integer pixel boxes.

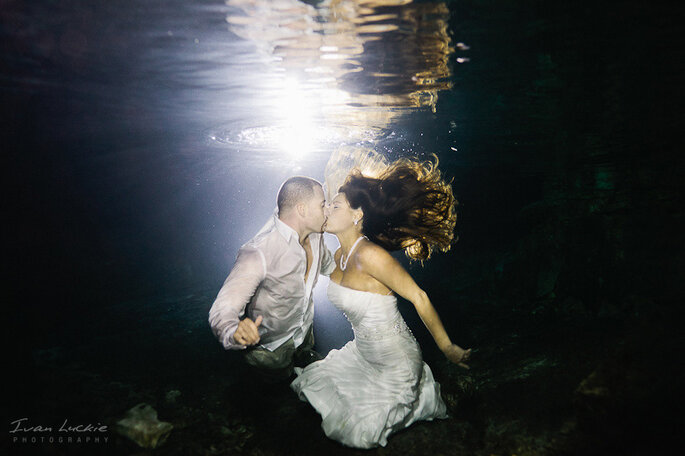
[290,280,448,448]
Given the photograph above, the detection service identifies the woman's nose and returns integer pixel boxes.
[324,205,331,217]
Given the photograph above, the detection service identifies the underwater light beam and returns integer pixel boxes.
[276,78,318,160]
[254,77,358,161]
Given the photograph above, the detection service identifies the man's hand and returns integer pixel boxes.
[232,315,263,346]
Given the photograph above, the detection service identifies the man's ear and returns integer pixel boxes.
[296,202,307,218]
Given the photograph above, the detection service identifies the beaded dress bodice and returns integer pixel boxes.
[327,280,413,342]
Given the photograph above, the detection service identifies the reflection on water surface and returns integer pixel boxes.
[213,0,463,158]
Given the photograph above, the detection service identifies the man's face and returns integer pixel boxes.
[304,185,327,233]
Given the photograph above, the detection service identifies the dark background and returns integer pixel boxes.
[3,0,684,454]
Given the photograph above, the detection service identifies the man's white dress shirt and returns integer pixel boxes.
[209,211,336,351]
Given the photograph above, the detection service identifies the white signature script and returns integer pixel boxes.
[10,418,108,433]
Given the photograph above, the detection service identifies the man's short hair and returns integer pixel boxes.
[277,176,322,214]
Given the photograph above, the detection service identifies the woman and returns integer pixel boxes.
[290,156,472,449]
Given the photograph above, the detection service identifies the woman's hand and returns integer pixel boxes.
[442,344,471,369]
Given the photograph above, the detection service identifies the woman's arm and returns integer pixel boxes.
[357,244,471,368]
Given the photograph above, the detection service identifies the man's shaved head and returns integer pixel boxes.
[277,176,323,214]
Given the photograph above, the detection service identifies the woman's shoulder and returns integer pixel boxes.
[356,239,394,266]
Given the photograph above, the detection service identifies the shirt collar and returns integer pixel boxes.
[274,209,299,243]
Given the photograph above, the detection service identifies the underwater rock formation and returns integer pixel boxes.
[165,389,182,404]
[115,402,173,449]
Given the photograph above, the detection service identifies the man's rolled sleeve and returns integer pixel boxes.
[208,246,266,350]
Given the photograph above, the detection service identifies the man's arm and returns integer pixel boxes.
[208,246,266,350]
[319,236,337,276]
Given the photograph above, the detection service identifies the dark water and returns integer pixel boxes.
[3,0,684,455]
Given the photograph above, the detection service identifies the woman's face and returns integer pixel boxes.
[324,192,360,234]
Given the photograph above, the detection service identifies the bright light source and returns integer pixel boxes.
[276,78,317,159]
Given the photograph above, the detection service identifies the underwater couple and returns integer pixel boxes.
[208,152,472,449]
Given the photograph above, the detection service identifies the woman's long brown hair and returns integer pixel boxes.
[339,155,458,261]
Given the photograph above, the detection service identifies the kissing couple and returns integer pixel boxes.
[209,151,472,449]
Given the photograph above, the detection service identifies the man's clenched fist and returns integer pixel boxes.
[232,315,263,346]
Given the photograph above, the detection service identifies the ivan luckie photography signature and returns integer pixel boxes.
[9,417,110,445]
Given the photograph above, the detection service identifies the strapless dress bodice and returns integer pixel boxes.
[327,280,412,342]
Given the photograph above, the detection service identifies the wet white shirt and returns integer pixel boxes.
[208,211,336,351]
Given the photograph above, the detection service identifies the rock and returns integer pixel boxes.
[115,403,173,449]
[165,389,181,404]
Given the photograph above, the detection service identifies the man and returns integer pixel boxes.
[208,176,335,380]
